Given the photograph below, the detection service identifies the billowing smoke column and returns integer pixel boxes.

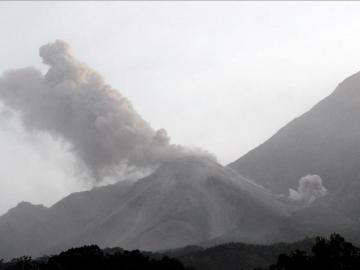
[0,40,204,182]
[289,175,327,204]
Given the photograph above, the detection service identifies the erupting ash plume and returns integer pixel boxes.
[289,174,327,204]
[0,40,211,183]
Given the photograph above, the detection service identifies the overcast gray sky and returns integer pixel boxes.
[1,1,360,214]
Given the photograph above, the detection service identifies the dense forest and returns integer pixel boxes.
[168,238,314,270]
[1,234,359,270]
[258,234,360,270]
[0,246,191,270]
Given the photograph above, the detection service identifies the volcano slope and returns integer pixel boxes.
[0,156,298,259]
[229,71,360,220]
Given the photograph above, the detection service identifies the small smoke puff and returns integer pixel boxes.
[154,129,170,145]
[289,175,327,204]
[0,40,192,183]
[39,41,71,66]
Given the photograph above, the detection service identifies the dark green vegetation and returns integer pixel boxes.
[258,234,360,270]
[0,245,191,270]
[167,239,313,270]
[3,234,359,270]
[171,234,360,270]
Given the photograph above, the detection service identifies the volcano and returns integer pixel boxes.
[0,156,296,259]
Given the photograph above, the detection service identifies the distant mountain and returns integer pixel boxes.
[0,180,133,259]
[229,71,360,219]
[0,156,298,259]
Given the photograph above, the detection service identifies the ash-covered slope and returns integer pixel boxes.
[0,157,297,259]
[66,157,296,251]
[229,71,360,214]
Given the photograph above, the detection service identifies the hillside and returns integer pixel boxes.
[166,238,314,270]
[229,71,360,219]
[0,156,297,259]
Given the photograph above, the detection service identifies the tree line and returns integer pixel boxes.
[1,234,360,270]
[0,245,192,270]
[257,233,360,270]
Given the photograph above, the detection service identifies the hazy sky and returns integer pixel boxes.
[1,2,360,214]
